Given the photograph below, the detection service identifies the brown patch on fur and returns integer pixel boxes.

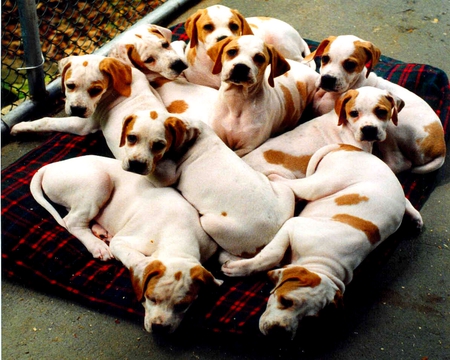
[167,100,189,114]
[87,80,107,98]
[335,193,369,206]
[174,271,182,281]
[83,61,88,67]
[99,58,132,97]
[119,115,137,147]
[271,267,321,302]
[332,213,381,244]
[135,34,142,39]
[131,259,166,301]
[419,122,446,159]
[279,83,297,129]
[337,144,362,152]
[263,149,311,174]
[296,80,310,105]
[336,90,358,126]
[150,111,158,120]
[125,44,149,74]
[221,212,227,216]
[150,76,172,89]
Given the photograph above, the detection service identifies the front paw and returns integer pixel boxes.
[221,260,252,277]
[89,241,114,261]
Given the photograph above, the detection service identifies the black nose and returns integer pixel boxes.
[265,325,293,341]
[216,35,228,42]
[229,64,250,83]
[361,125,379,141]
[70,106,87,117]
[151,323,172,334]
[127,160,148,175]
[320,75,337,91]
[170,59,188,74]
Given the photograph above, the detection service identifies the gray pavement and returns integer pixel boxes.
[2,0,449,359]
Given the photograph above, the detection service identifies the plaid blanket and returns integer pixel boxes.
[2,24,449,336]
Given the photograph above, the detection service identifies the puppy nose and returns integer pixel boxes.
[151,323,172,334]
[127,160,148,175]
[216,35,228,42]
[361,125,379,141]
[70,105,87,117]
[320,75,337,91]
[229,64,250,83]
[170,59,188,74]
[265,325,292,341]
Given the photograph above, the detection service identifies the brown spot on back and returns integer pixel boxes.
[150,76,172,89]
[419,122,446,159]
[263,149,311,174]
[167,100,189,114]
[150,111,158,120]
[279,83,298,129]
[221,211,227,216]
[332,213,381,244]
[83,61,88,67]
[174,271,182,281]
[335,193,369,206]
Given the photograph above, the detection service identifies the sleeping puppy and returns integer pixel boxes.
[222,143,423,339]
[30,155,221,334]
[184,5,312,88]
[119,114,295,258]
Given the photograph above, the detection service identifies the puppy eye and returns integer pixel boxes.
[203,24,214,32]
[375,108,388,119]
[162,42,169,49]
[66,83,76,90]
[227,49,238,57]
[349,110,359,118]
[145,56,155,64]
[173,301,190,313]
[127,134,138,145]
[279,295,294,309]
[321,55,330,65]
[253,53,265,64]
[229,22,240,32]
[343,60,357,72]
[88,86,103,97]
[152,140,166,152]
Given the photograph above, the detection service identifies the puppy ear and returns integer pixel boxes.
[99,57,133,97]
[231,9,254,35]
[119,114,136,147]
[267,268,283,289]
[164,116,199,151]
[335,90,357,126]
[148,24,173,42]
[185,10,205,48]
[207,37,234,75]
[58,57,72,94]
[386,93,404,126]
[123,44,151,74]
[130,259,166,302]
[108,43,131,65]
[355,40,381,77]
[308,36,336,60]
[191,265,224,287]
[266,44,291,87]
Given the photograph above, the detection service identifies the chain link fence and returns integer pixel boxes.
[1,0,167,116]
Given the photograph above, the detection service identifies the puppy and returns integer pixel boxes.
[10,55,168,159]
[30,155,220,334]
[207,35,319,156]
[309,35,446,174]
[108,24,218,126]
[184,5,312,88]
[119,114,295,258]
[223,143,423,339]
[243,86,404,178]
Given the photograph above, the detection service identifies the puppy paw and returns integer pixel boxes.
[221,260,253,277]
[89,242,114,261]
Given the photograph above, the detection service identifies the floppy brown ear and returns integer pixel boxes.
[335,90,357,126]
[191,265,223,287]
[267,268,283,288]
[148,24,173,42]
[99,57,132,97]
[312,36,336,59]
[356,40,381,77]
[266,44,291,87]
[130,259,166,302]
[230,8,254,35]
[123,44,151,74]
[58,58,72,94]
[185,9,205,48]
[207,37,234,75]
[386,93,404,126]
[119,115,136,147]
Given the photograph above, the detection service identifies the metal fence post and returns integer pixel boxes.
[17,0,47,102]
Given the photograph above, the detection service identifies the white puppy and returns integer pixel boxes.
[30,155,220,334]
[10,55,168,160]
[309,35,446,174]
[223,143,423,339]
[119,114,295,258]
[207,35,319,156]
[243,86,404,178]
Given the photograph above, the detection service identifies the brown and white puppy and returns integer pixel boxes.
[108,24,188,81]
[208,35,319,156]
[243,86,403,178]
[30,155,221,334]
[222,143,423,339]
[184,5,312,88]
[309,35,446,174]
[119,115,295,258]
[10,55,168,159]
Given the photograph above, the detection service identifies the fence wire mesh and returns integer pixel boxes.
[1,0,167,116]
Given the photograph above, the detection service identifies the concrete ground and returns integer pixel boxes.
[2,0,449,359]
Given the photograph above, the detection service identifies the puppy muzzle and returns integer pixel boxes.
[170,59,188,75]
[69,105,89,118]
[319,74,338,92]
[360,125,380,141]
[227,63,252,84]
[126,160,150,175]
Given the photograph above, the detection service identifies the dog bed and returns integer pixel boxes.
[2,23,449,336]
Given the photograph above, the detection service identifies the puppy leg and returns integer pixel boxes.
[91,223,112,242]
[109,237,147,269]
[11,116,100,136]
[221,220,293,277]
[405,198,423,230]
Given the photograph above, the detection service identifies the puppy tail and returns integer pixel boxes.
[305,143,342,177]
[410,155,446,174]
[29,166,68,230]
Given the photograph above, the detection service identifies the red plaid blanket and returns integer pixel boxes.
[2,24,449,336]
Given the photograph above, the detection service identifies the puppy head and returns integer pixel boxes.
[185,5,253,51]
[59,55,132,118]
[259,266,340,340]
[131,258,222,334]
[308,35,381,92]
[120,111,199,175]
[108,25,187,80]
[335,86,404,142]
[208,35,290,88]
